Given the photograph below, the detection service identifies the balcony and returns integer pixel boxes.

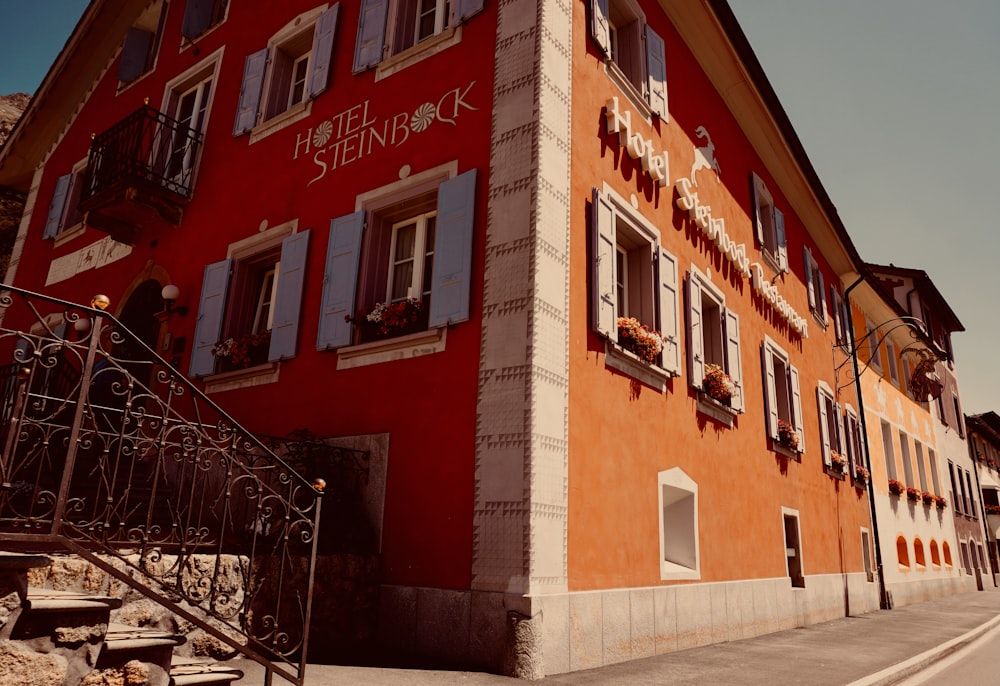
[79,105,202,244]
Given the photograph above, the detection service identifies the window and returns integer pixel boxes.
[591,187,680,380]
[949,461,962,514]
[751,173,787,273]
[783,510,804,588]
[896,536,909,569]
[588,0,667,118]
[881,420,897,481]
[687,268,742,411]
[816,383,842,469]
[234,5,340,136]
[762,337,803,452]
[928,449,941,495]
[943,541,952,567]
[844,406,863,476]
[865,319,883,372]
[354,0,483,76]
[657,468,699,580]
[899,431,914,487]
[953,393,965,437]
[914,538,926,568]
[317,165,476,356]
[914,441,928,493]
[802,247,827,326]
[190,222,310,379]
[966,470,976,517]
[180,0,228,41]
[961,541,971,574]
[118,1,167,85]
[930,539,941,567]
[42,159,87,242]
[861,530,874,582]
[886,337,900,386]
[830,286,849,348]
[162,60,217,194]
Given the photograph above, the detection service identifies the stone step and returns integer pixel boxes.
[25,587,123,612]
[170,656,244,686]
[101,622,186,656]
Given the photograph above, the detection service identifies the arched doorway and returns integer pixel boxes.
[116,279,162,388]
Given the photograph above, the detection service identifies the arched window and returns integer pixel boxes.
[896,536,910,568]
[943,541,953,567]
[930,540,941,567]
[914,538,926,568]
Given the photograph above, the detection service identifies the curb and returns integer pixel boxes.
[846,613,1000,686]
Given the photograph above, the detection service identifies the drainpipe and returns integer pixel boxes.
[844,275,891,610]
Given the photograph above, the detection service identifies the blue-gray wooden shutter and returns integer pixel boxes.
[233,48,268,135]
[309,4,340,99]
[189,259,231,377]
[790,363,804,450]
[181,0,214,40]
[591,188,616,339]
[268,230,310,361]
[835,402,847,462]
[750,173,764,246]
[429,169,477,328]
[817,268,828,323]
[354,0,388,73]
[774,207,787,271]
[43,174,72,240]
[803,247,816,312]
[724,309,743,411]
[590,0,611,55]
[119,27,153,83]
[645,24,668,119]
[317,211,364,349]
[657,246,679,375]
[817,388,831,465]
[762,344,778,439]
[453,0,484,22]
[687,275,705,388]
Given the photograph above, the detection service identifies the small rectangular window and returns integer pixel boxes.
[763,338,803,452]
[861,530,874,583]
[899,431,914,487]
[783,511,805,588]
[881,421,897,481]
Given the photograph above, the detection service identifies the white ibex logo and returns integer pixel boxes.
[689,125,721,183]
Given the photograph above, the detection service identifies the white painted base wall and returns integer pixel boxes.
[377,574,882,677]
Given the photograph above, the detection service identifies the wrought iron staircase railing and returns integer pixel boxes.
[0,285,322,686]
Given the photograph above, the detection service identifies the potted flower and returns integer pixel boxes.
[985,504,1000,515]
[855,466,870,482]
[353,298,425,341]
[212,330,272,370]
[777,419,799,451]
[906,486,920,502]
[703,363,736,404]
[616,316,664,364]
[829,451,847,472]
[921,491,935,506]
[888,479,904,496]
[935,496,948,510]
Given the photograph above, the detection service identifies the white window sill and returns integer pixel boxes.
[604,342,669,392]
[204,362,279,394]
[824,464,847,480]
[695,391,737,427]
[375,26,462,82]
[811,310,828,330]
[53,222,86,247]
[248,100,313,145]
[659,561,700,581]
[336,327,447,370]
[604,60,652,123]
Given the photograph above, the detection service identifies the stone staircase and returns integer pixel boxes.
[0,553,243,686]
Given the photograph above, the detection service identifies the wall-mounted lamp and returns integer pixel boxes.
[91,294,110,310]
[160,284,188,318]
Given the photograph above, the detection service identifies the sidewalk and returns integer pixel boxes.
[231,589,1000,685]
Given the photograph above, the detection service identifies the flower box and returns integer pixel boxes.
[212,330,271,370]
[829,451,847,472]
[985,504,1000,516]
[355,299,427,342]
[703,363,736,404]
[854,466,870,482]
[777,419,799,451]
[617,317,663,364]
[888,479,904,496]
[921,491,935,505]
[906,487,920,502]
[935,496,948,510]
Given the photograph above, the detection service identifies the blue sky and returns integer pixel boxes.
[0,0,88,94]
[0,1,997,414]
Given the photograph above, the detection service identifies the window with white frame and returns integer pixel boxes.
[316,164,477,352]
[881,420,897,481]
[865,319,883,372]
[657,468,699,580]
[782,509,805,588]
[953,393,965,437]
[886,337,900,386]
[42,159,87,242]
[830,286,849,348]
[928,448,941,495]
[802,247,827,326]
[118,0,167,85]
[687,268,742,411]
[751,173,787,273]
[591,187,680,377]
[161,58,217,194]
[899,430,914,487]
[844,405,863,476]
[949,461,962,514]
[190,222,310,379]
[966,470,976,517]
[914,441,928,493]
[816,383,843,469]
[234,5,340,136]
[180,0,228,42]
[353,0,483,76]
[588,0,668,118]
[762,337,803,452]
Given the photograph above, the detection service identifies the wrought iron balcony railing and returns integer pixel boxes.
[0,286,322,686]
